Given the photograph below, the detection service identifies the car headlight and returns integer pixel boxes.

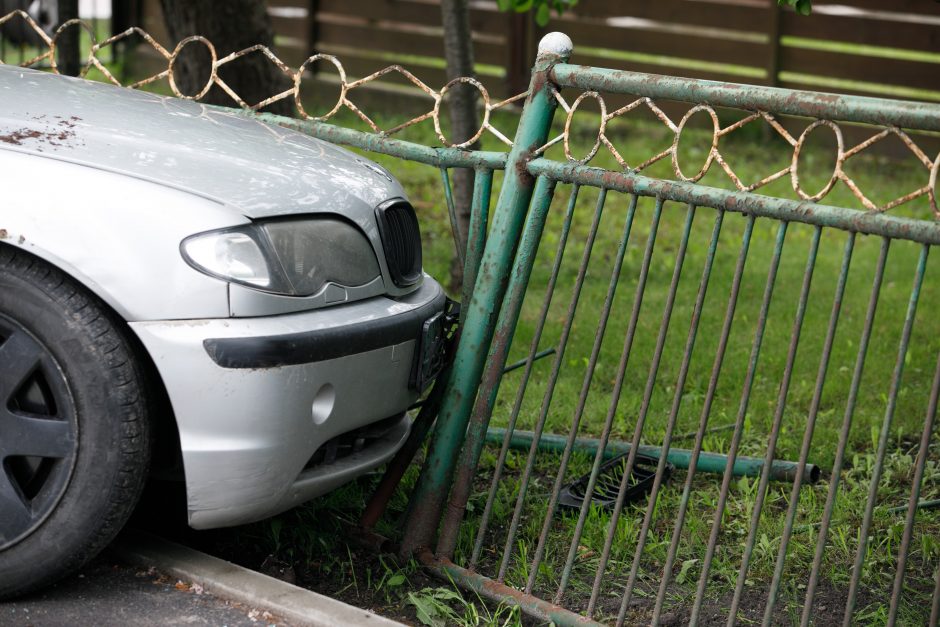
[181,217,381,296]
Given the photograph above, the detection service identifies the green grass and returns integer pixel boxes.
[75,62,936,623]
[292,93,939,625]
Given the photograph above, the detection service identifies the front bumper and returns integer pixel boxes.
[129,279,445,529]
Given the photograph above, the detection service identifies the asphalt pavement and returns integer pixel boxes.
[1,552,286,627]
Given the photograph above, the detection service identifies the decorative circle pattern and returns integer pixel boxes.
[1,9,937,217]
[563,91,606,164]
[791,120,844,202]
[671,105,720,183]
[168,36,217,100]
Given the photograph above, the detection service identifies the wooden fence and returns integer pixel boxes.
[134,0,940,103]
[272,0,940,103]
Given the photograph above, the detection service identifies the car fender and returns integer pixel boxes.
[0,149,238,321]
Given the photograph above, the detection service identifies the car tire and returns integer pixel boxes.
[0,246,151,598]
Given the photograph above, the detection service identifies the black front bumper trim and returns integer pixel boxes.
[204,289,446,369]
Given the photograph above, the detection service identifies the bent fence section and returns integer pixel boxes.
[5,10,939,624]
[391,34,940,627]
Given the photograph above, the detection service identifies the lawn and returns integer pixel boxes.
[187,83,938,626]
[84,60,937,624]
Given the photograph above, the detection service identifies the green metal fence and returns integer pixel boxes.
[14,9,939,622]
[271,33,940,626]
[380,34,940,627]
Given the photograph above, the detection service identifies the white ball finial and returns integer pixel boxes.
[538,32,573,58]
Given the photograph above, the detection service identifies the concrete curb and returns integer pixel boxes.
[113,529,404,627]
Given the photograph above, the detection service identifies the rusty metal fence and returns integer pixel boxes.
[394,34,940,626]
[4,10,940,625]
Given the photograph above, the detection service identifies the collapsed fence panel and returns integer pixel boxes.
[404,36,940,627]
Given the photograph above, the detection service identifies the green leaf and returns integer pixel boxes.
[513,0,534,12]
[535,2,551,26]
[430,588,463,601]
[406,592,446,627]
[496,0,513,11]
[387,573,406,587]
[676,558,699,584]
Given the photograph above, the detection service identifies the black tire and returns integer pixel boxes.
[0,246,150,598]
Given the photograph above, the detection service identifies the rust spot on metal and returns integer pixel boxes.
[0,117,79,149]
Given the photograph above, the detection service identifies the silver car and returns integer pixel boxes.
[0,65,448,596]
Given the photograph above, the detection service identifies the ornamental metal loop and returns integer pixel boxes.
[791,119,845,202]
[671,104,720,183]
[433,77,491,149]
[49,18,97,74]
[294,53,346,121]
[167,36,218,100]
[930,151,940,217]
[563,90,607,164]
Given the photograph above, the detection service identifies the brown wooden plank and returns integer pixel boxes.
[548,17,769,68]
[568,0,770,32]
[317,21,506,67]
[780,46,940,92]
[780,11,940,53]
[315,49,509,98]
[317,0,506,36]
[830,0,940,16]
[271,15,309,42]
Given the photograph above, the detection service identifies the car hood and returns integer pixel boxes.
[0,66,404,219]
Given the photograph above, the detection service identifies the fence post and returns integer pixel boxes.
[399,31,572,557]
[57,0,80,76]
[766,1,781,87]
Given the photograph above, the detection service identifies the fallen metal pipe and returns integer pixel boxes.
[484,428,821,484]
[417,549,603,627]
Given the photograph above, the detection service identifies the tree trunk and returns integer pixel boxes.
[159,0,293,116]
[440,0,478,294]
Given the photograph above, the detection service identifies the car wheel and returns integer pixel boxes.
[0,246,150,598]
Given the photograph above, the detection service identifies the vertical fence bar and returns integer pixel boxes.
[586,196,665,615]
[763,232,855,624]
[691,219,788,624]
[932,562,940,627]
[729,225,821,626]
[465,185,580,567]
[647,208,726,624]
[497,186,609,583]
[459,167,494,323]
[399,33,571,556]
[887,350,940,624]
[526,189,635,596]
[652,213,753,622]
[440,167,466,270]
[617,204,696,614]
[553,195,643,600]
[800,237,890,626]
[359,167,494,532]
[435,175,557,558]
[844,245,930,625]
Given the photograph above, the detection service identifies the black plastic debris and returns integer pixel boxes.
[558,452,673,513]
